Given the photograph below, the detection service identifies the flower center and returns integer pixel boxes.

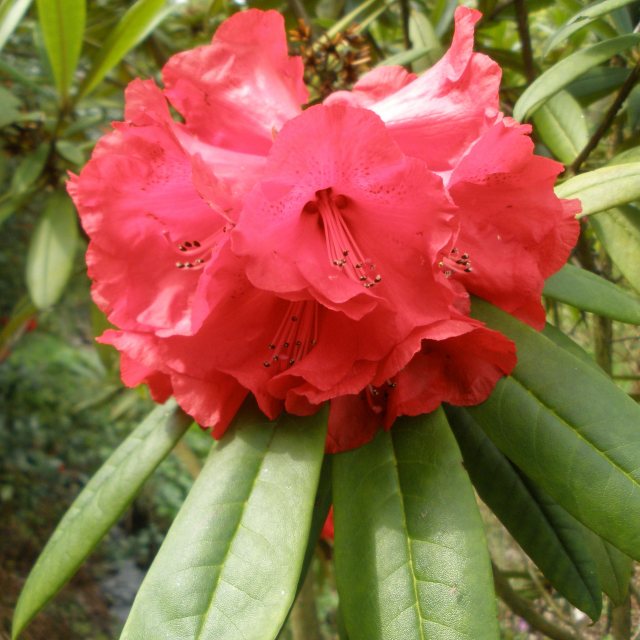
[438,247,472,279]
[304,189,382,289]
[365,380,397,414]
[169,224,233,271]
[263,300,319,369]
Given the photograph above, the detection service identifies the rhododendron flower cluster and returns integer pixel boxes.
[68,7,579,452]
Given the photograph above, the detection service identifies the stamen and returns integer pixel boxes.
[168,226,234,272]
[438,247,473,279]
[261,301,319,371]
[305,189,382,289]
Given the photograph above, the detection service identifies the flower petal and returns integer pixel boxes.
[448,119,581,328]
[162,9,307,155]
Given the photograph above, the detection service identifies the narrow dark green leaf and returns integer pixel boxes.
[583,530,632,605]
[446,406,602,619]
[590,206,640,295]
[0,0,33,52]
[532,91,588,164]
[10,143,49,195]
[333,409,499,640]
[36,0,85,99]
[543,0,639,54]
[514,34,640,121]
[469,299,640,561]
[26,191,79,309]
[541,323,598,370]
[408,10,442,72]
[12,401,191,640]
[567,67,629,104]
[120,402,327,640]
[543,263,640,324]
[78,0,172,100]
[555,162,640,217]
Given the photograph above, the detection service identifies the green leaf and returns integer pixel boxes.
[446,406,602,619]
[514,34,640,121]
[77,0,173,100]
[408,10,442,72]
[36,0,85,100]
[120,402,327,640]
[25,191,79,309]
[590,206,640,295]
[555,162,640,217]
[469,299,640,561]
[543,263,640,324]
[12,400,191,640]
[532,91,588,164]
[333,409,499,640]
[377,46,433,68]
[0,86,22,128]
[583,530,632,605]
[0,0,33,52]
[10,143,49,195]
[567,66,629,104]
[543,0,640,55]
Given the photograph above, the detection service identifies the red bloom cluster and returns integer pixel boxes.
[68,8,579,452]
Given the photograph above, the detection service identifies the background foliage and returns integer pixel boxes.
[1,0,640,638]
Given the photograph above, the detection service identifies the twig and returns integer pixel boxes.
[514,0,536,83]
[569,56,640,174]
[493,563,579,640]
[398,0,412,51]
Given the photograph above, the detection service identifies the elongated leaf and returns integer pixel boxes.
[408,10,442,72]
[555,162,640,217]
[11,143,49,194]
[567,66,629,104]
[514,34,640,121]
[590,206,640,295]
[446,406,602,619]
[543,263,640,324]
[469,299,640,560]
[532,91,588,164]
[78,0,172,100]
[583,530,632,605]
[543,0,639,54]
[377,46,432,68]
[120,402,327,640]
[333,409,499,640]
[0,0,33,52]
[26,191,79,309]
[36,0,85,100]
[12,400,191,640]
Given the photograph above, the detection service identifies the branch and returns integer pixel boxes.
[569,57,640,174]
[514,0,536,83]
[493,563,579,640]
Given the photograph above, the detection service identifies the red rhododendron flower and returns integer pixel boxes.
[69,6,578,453]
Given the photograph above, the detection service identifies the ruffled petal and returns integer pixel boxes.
[448,119,581,328]
[386,321,516,424]
[367,7,502,173]
[68,79,230,337]
[162,9,307,155]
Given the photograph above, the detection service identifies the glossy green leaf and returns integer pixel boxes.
[543,0,639,54]
[555,162,640,217]
[583,530,632,605]
[36,0,85,100]
[120,402,327,640]
[567,66,629,104]
[0,0,33,52]
[333,409,499,640]
[590,206,640,295]
[541,323,599,369]
[514,34,640,121]
[532,91,588,164]
[408,10,442,72]
[543,263,640,324]
[26,191,78,309]
[446,406,602,619]
[377,46,432,68]
[469,300,640,561]
[12,400,191,640]
[78,0,172,100]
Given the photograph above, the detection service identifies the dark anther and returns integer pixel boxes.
[291,316,298,322]
[193,240,201,247]
[263,361,271,368]
[184,241,192,248]
[283,342,290,348]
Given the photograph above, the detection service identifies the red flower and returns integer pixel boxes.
[69,7,576,452]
